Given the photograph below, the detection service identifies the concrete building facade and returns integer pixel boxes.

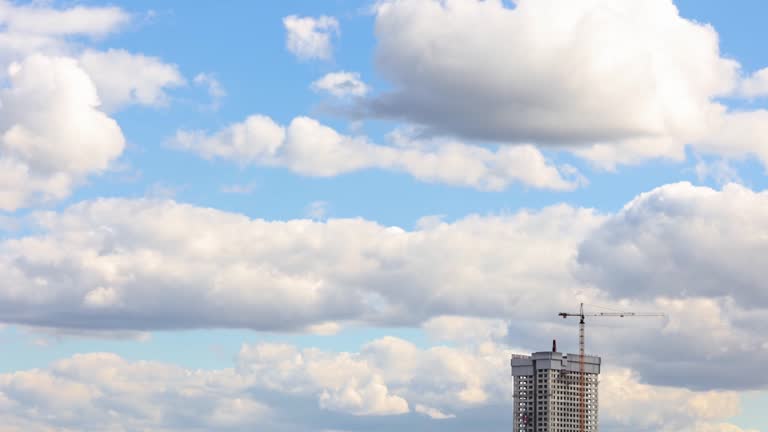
[511,350,601,432]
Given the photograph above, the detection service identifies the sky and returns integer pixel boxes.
[0,0,766,431]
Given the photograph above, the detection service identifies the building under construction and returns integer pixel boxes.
[511,344,601,432]
[511,304,663,431]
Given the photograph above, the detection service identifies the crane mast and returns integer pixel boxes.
[558,303,664,432]
[578,305,585,432]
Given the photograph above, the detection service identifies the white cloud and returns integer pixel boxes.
[0,2,194,211]
[0,1,129,37]
[0,197,600,332]
[304,321,342,336]
[82,286,122,309]
[0,2,185,114]
[236,336,497,414]
[739,67,768,98]
[695,110,768,166]
[79,49,185,112]
[0,3,186,114]
[0,352,269,431]
[171,115,583,191]
[209,397,271,429]
[238,342,411,416]
[694,158,741,185]
[194,72,226,109]
[599,367,755,432]
[0,1,129,64]
[422,316,507,344]
[0,1,189,111]
[283,15,339,61]
[248,333,752,431]
[368,0,768,168]
[312,71,369,98]
[577,182,768,308]
[0,55,125,211]
[414,404,455,419]
[172,114,286,163]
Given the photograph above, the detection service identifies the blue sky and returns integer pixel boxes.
[0,0,766,431]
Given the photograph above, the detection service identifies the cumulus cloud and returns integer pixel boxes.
[236,337,498,414]
[694,158,741,185]
[0,2,186,113]
[0,197,600,332]
[598,367,755,432]
[573,182,768,389]
[0,352,269,431]
[0,1,129,66]
[0,2,192,211]
[694,110,768,166]
[0,2,187,112]
[194,72,226,109]
[171,115,583,191]
[422,316,508,344]
[79,49,186,111]
[2,184,768,393]
[283,15,339,60]
[739,67,768,98]
[312,72,369,98]
[0,55,125,211]
[577,182,768,308]
[0,336,753,431]
[367,0,768,168]
[0,1,129,37]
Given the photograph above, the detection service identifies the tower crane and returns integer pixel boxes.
[558,303,665,432]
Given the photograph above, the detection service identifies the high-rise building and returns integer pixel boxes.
[511,344,601,432]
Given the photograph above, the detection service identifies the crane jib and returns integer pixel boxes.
[556,303,665,432]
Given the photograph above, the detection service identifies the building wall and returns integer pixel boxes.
[512,352,600,432]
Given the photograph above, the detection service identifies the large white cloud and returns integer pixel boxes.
[0,2,185,114]
[0,0,136,92]
[0,2,192,211]
[0,334,754,431]
[0,2,186,113]
[0,55,125,211]
[0,0,129,37]
[573,182,768,389]
[0,197,599,331]
[171,115,583,191]
[79,49,186,112]
[368,0,768,168]
[0,0,129,62]
[577,182,768,308]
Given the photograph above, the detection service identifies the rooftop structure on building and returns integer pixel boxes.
[511,341,601,432]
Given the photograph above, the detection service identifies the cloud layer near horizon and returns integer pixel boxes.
[0,328,755,432]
